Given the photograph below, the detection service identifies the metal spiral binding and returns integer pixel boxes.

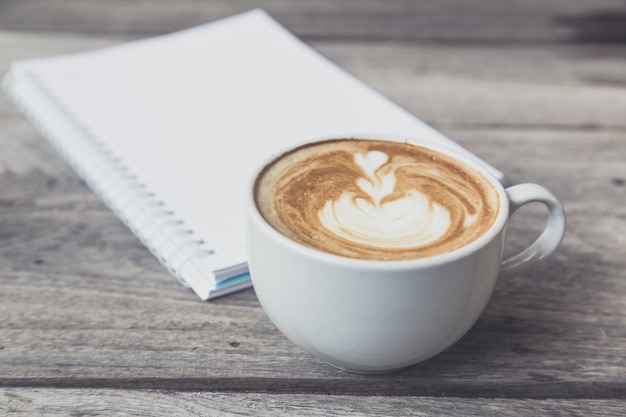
[4,70,214,290]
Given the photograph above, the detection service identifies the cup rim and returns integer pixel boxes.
[247,133,510,270]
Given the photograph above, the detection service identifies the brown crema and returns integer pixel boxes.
[255,139,500,261]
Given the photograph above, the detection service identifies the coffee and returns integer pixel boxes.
[255,139,500,261]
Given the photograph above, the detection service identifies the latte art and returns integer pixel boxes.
[319,151,452,249]
[255,139,500,261]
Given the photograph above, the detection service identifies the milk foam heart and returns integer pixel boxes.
[319,150,452,249]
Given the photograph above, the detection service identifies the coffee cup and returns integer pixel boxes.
[246,135,566,374]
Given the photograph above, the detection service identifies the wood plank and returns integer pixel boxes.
[314,42,626,130]
[2,389,625,417]
[0,0,625,42]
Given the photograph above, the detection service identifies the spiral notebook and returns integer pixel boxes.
[3,9,502,300]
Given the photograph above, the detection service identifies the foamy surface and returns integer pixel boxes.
[255,139,499,261]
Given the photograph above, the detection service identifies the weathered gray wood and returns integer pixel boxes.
[1,0,626,43]
[2,389,626,417]
[0,0,625,413]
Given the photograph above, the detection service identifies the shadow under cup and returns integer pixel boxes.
[246,136,565,374]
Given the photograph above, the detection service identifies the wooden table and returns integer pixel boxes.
[1,1,625,415]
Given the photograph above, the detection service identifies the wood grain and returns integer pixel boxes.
[2,389,626,417]
[1,0,626,43]
[0,0,625,414]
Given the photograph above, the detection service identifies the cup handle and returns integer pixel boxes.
[499,183,566,279]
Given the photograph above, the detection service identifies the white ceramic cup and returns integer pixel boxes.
[246,135,566,374]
